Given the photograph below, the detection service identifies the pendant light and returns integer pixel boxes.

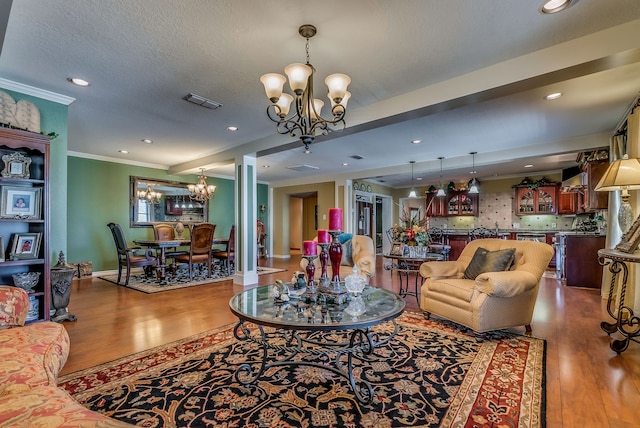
[468,152,479,194]
[436,157,446,197]
[408,161,417,198]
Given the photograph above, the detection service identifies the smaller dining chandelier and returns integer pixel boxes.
[188,169,216,202]
[260,24,351,153]
[137,183,162,204]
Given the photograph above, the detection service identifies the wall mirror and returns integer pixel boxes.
[130,176,208,227]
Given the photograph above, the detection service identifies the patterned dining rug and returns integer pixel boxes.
[99,266,286,294]
[59,312,545,427]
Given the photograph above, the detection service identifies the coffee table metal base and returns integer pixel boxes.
[232,319,399,405]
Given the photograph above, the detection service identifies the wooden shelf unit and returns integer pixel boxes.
[0,128,50,323]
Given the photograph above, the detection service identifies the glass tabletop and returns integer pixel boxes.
[229,284,405,331]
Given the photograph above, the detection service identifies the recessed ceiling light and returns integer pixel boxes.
[540,0,576,14]
[67,77,90,87]
[524,164,534,168]
[141,138,153,144]
[227,126,238,131]
[119,150,128,154]
[545,92,563,100]
[342,162,349,166]
[411,139,421,144]
[416,177,423,181]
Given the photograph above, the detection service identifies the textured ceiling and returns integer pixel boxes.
[1,0,640,188]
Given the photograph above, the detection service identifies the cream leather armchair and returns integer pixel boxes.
[419,238,553,333]
[300,234,376,283]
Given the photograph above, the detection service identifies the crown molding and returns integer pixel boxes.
[0,78,75,105]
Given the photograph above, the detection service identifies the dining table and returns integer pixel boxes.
[133,239,191,282]
[134,237,231,283]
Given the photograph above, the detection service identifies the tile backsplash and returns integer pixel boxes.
[427,192,598,231]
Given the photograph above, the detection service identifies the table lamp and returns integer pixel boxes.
[595,154,640,233]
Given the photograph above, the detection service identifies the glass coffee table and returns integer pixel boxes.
[229,284,405,404]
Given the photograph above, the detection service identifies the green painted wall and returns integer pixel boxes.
[1,87,69,263]
[67,157,267,271]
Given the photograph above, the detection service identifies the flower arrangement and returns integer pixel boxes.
[391,206,430,246]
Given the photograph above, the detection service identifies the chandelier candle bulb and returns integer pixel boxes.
[317,229,330,243]
[328,208,343,231]
[303,240,317,256]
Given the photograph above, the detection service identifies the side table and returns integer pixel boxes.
[384,253,444,304]
[598,248,640,353]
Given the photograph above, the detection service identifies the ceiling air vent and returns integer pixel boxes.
[287,164,320,172]
[183,93,223,109]
[350,154,366,160]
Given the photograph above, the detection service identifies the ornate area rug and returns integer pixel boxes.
[59,312,545,427]
[99,266,286,293]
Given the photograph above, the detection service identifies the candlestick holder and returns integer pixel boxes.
[302,255,317,292]
[328,230,343,284]
[318,242,330,281]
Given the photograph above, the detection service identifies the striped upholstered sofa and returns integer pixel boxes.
[0,286,132,427]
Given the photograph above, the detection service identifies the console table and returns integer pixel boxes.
[598,248,640,353]
[383,253,444,303]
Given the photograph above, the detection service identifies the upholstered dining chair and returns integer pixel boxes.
[107,222,157,286]
[427,227,451,260]
[212,225,235,275]
[174,223,216,280]
[153,223,175,241]
[257,220,267,263]
[152,223,188,264]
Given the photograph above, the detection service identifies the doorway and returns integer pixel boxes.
[288,192,317,255]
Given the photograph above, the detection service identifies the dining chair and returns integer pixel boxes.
[257,220,267,263]
[427,227,451,260]
[173,223,216,280]
[469,226,496,240]
[107,222,157,286]
[212,225,235,275]
[152,223,188,263]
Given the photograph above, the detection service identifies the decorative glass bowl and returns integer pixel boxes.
[12,272,41,294]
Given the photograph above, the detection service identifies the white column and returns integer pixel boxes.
[233,154,259,286]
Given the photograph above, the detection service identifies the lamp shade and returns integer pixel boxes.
[260,73,286,103]
[284,63,312,94]
[595,156,640,191]
[325,73,351,102]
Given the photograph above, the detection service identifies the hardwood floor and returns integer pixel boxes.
[60,256,640,427]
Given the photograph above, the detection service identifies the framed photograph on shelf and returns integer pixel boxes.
[390,242,406,256]
[10,232,42,260]
[0,186,42,219]
[616,217,640,253]
[1,152,32,179]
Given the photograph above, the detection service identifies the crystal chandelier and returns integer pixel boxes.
[137,183,162,204]
[260,24,351,153]
[187,169,216,202]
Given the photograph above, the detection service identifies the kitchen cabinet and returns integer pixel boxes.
[445,234,469,261]
[165,197,183,215]
[558,190,577,215]
[0,128,50,323]
[425,193,446,217]
[580,161,609,212]
[515,185,558,215]
[445,191,478,216]
[564,234,605,288]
